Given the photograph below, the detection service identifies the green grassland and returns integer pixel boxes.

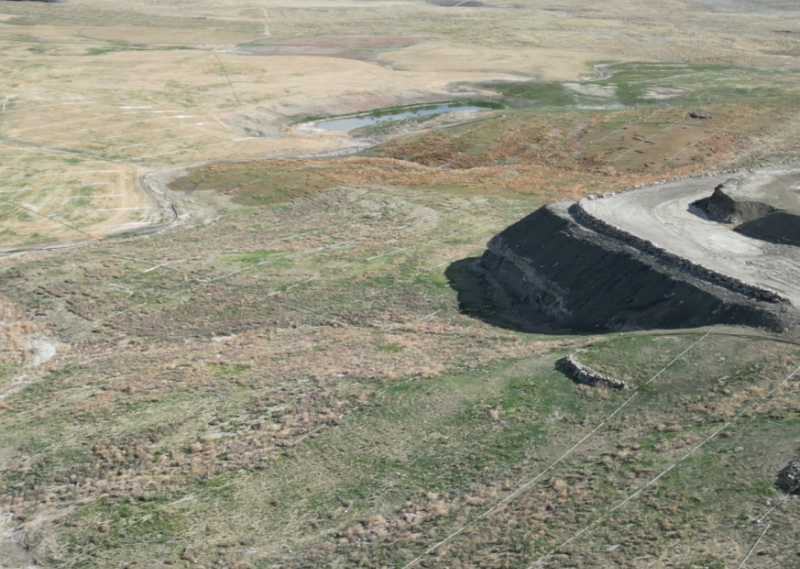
[477,63,800,111]
[2,174,800,567]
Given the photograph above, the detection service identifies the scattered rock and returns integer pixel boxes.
[777,457,800,493]
[556,353,627,389]
[688,109,712,119]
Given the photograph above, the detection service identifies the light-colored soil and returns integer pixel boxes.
[724,168,800,212]
[582,167,800,303]
[0,22,522,248]
[0,152,155,251]
[1,0,799,248]
[376,41,600,80]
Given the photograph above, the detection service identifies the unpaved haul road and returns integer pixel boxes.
[581,168,800,305]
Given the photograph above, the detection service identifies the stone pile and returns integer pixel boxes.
[777,458,800,494]
[557,353,628,389]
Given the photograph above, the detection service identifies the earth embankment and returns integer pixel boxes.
[735,211,800,247]
[480,202,793,333]
[696,182,777,224]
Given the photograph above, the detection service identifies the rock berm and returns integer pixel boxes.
[557,353,627,389]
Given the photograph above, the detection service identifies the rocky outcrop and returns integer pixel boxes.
[777,458,800,494]
[480,203,792,333]
[557,354,627,389]
[688,109,712,119]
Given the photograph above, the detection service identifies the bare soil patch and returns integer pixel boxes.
[238,35,423,61]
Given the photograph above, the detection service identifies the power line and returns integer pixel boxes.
[193,29,242,106]
[527,359,800,567]
[400,331,711,569]
[737,523,771,569]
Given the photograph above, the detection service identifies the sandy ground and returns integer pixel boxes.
[1,0,799,248]
[581,167,800,304]
[722,168,800,211]
[0,42,521,249]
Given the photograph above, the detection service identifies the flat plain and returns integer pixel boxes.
[2,1,800,568]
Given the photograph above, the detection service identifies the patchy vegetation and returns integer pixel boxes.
[2,1,800,568]
[3,180,800,568]
[176,94,800,211]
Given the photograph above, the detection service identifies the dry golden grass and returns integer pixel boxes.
[2,0,800,247]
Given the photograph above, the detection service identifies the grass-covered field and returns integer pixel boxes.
[2,0,800,567]
[478,62,800,110]
[2,174,800,568]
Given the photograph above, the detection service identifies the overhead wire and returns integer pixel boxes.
[525,357,800,568]
[399,331,711,569]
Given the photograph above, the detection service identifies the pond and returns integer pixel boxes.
[314,104,485,132]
